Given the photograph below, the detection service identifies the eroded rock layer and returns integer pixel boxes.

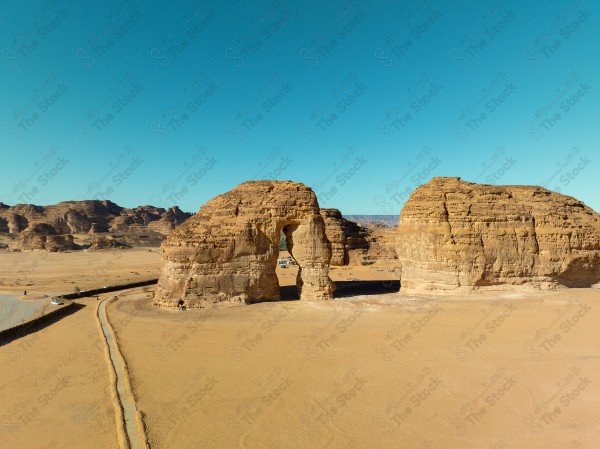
[0,201,191,251]
[397,177,600,290]
[19,231,77,252]
[320,209,397,265]
[154,181,335,308]
[320,209,352,265]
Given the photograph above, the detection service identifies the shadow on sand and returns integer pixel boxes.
[0,302,86,346]
[280,280,400,301]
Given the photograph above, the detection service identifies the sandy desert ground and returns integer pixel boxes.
[0,248,161,330]
[0,247,161,296]
[1,250,599,448]
[111,288,600,449]
[0,295,119,449]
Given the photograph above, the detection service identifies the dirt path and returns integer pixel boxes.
[97,295,147,449]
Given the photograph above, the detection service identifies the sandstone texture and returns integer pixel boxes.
[397,177,600,290]
[0,201,191,251]
[320,208,353,265]
[87,235,132,251]
[154,181,335,308]
[19,230,77,252]
[147,206,190,234]
[320,209,397,265]
[358,225,399,265]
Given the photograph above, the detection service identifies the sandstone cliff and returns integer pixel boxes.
[0,200,191,251]
[154,181,335,308]
[397,177,600,290]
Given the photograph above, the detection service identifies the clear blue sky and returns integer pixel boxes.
[1,0,598,214]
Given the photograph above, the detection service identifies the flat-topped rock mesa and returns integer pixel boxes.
[397,177,600,291]
[154,181,335,308]
[320,208,397,265]
[0,201,191,251]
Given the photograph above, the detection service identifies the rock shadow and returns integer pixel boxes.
[279,279,400,301]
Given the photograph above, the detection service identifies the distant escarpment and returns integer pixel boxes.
[0,200,191,251]
[396,177,600,291]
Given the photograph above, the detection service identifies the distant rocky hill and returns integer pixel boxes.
[0,200,191,251]
[344,215,399,228]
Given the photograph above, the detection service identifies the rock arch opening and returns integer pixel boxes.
[277,223,301,300]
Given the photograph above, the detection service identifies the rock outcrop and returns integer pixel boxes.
[88,235,132,251]
[320,209,350,265]
[359,225,398,265]
[320,208,372,265]
[148,206,190,234]
[0,200,192,251]
[397,177,600,290]
[154,181,335,308]
[19,231,77,252]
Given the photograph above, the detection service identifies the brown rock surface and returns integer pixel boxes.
[320,208,349,265]
[87,235,132,250]
[154,181,335,308]
[19,231,77,252]
[147,206,190,234]
[397,177,600,290]
[320,208,394,265]
[355,225,398,265]
[0,200,191,251]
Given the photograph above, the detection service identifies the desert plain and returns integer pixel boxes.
[1,248,598,449]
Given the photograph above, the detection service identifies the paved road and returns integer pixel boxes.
[0,294,48,332]
[97,296,145,449]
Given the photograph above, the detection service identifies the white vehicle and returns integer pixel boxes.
[50,298,64,305]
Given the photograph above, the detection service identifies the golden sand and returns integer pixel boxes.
[1,250,598,448]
